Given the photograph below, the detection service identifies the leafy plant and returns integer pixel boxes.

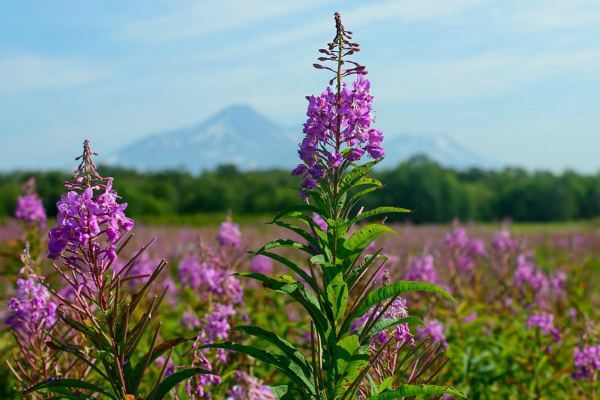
[201,13,462,400]
[23,141,210,399]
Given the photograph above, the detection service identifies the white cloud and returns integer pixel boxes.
[0,56,107,94]
[118,0,329,43]
[376,47,600,102]
[344,0,488,25]
[494,0,600,31]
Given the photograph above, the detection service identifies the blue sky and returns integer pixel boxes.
[1,0,599,172]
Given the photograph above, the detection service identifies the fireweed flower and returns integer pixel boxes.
[550,270,567,295]
[353,296,414,346]
[15,178,47,229]
[15,177,47,229]
[48,179,134,262]
[154,356,175,377]
[444,226,486,273]
[404,254,437,284]
[178,254,243,304]
[251,254,274,274]
[417,319,448,348]
[514,253,549,303]
[491,229,518,253]
[291,33,384,196]
[179,255,218,290]
[186,350,222,399]
[3,247,69,389]
[45,142,135,309]
[16,194,47,226]
[6,274,57,339]
[227,371,275,400]
[526,312,561,342]
[217,217,242,249]
[47,141,134,273]
[187,303,237,397]
[572,343,600,380]
[29,141,208,399]
[182,310,201,330]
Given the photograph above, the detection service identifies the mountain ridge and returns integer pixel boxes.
[108,105,497,173]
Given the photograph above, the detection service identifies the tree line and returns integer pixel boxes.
[0,156,598,223]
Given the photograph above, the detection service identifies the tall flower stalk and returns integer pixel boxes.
[15,177,47,261]
[4,245,82,398]
[25,140,209,400]
[203,13,463,400]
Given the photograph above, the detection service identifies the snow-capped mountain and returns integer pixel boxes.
[107,104,298,173]
[109,105,496,172]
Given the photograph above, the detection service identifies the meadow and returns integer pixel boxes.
[1,12,598,400]
[1,215,598,398]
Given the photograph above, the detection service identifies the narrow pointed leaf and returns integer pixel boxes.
[146,368,212,400]
[233,325,313,377]
[368,384,466,399]
[355,281,455,318]
[349,207,411,226]
[23,379,115,399]
[200,342,315,396]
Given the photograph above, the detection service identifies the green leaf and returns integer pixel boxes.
[252,251,318,294]
[345,250,385,289]
[233,326,313,377]
[368,384,466,399]
[200,342,316,396]
[271,204,321,222]
[270,385,291,399]
[354,281,455,318]
[341,224,395,259]
[333,335,370,396]
[131,337,196,391]
[338,161,379,196]
[377,377,394,394]
[348,207,411,226]
[57,309,111,351]
[326,273,348,323]
[346,184,382,211]
[259,239,315,256]
[147,368,212,400]
[22,379,115,399]
[237,273,330,341]
[270,219,321,250]
[359,316,424,344]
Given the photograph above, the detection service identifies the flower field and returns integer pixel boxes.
[1,207,598,398]
[0,12,598,400]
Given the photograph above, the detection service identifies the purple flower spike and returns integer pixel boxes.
[217,218,242,249]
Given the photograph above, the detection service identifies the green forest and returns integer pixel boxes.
[1,156,598,223]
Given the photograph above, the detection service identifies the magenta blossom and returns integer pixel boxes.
[6,275,57,338]
[293,75,384,196]
[48,179,134,263]
[217,218,242,249]
[572,343,600,380]
[445,226,486,273]
[404,254,437,284]
[526,312,561,342]
[417,319,447,348]
[251,255,274,274]
[16,194,47,228]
